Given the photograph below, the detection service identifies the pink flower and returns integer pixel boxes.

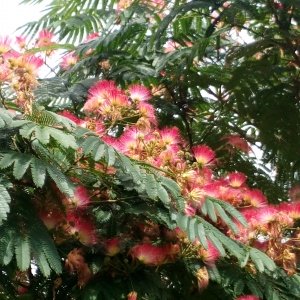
[155,145,181,167]
[184,203,196,216]
[83,80,117,112]
[117,0,133,12]
[243,189,267,208]
[127,291,138,300]
[66,186,90,208]
[15,36,26,49]
[254,205,278,224]
[128,84,151,102]
[199,241,221,266]
[0,36,11,54]
[84,32,100,42]
[106,89,129,107]
[115,127,144,156]
[224,134,251,153]
[192,145,215,166]
[196,266,209,290]
[145,0,166,10]
[227,172,247,188]
[59,110,86,126]
[164,40,180,53]
[185,186,205,205]
[202,182,222,199]
[279,202,300,220]
[66,213,98,246]
[24,55,44,73]
[60,52,79,70]
[10,54,44,76]
[0,64,11,81]
[36,29,55,48]
[159,127,183,147]
[39,209,64,230]
[105,237,121,256]
[130,243,168,266]
[236,295,260,300]
[136,102,157,125]
[89,80,117,97]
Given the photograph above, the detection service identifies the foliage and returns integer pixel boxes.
[0,0,299,298]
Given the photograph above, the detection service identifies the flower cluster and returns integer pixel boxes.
[58,79,300,286]
[38,185,98,246]
[5,30,296,291]
[0,35,44,113]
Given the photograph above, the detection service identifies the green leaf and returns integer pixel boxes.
[154,1,212,48]
[234,279,245,295]
[0,153,17,169]
[214,202,239,234]
[249,248,276,272]
[0,109,13,128]
[196,223,208,249]
[207,232,226,257]
[81,136,100,155]
[29,219,62,276]
[0,227,13,265]
[2,238,14,265]
[15,235,31,271]
[0,184,11,225]
[160,176,184,210]
[145,173,158,199]
[92,143,105,161]
[26,43,75,54]
[198,216,245,261]
[209,197,248,227]
[33,250,52,277]
[12,154,32,180]
[34,126,50,144]
[206,198,217,223]
[48,127,78,149]
[157,184,170,205]
[176,213,189,230]
[19,123,37,139]
[105,146,116,166]
[187,217,197,241]
[249,248,265,273]
[47,165,74,197]
[31,158,47,188]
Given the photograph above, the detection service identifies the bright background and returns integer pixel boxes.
[0,0,48,36]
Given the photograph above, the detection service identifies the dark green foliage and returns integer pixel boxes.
[0,0,299,298]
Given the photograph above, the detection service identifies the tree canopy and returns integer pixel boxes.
[0,0,299,299]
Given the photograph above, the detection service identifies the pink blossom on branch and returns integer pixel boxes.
[104,237,121,256]
[128,84,152,102]
[36,29,55,48]
[60,51,79,70]
[223,134,251,153]
[227,172,247,188]
[192,145,216,166]
[236,295,260,300]
[64,186,90,208]
[65,213,98,246]
[0,36,11,54]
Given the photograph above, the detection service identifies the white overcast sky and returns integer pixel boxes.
[0,0,48,36]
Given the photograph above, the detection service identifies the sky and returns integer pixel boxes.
[0,0,48,36]
[0,1,59,77]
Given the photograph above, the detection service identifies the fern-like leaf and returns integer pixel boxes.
[15,235,31,271]
[29,219,62,276]
[0,109,13,128]
[47,164,74,197]
[0,184,11,225]
[31,158,47,188]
